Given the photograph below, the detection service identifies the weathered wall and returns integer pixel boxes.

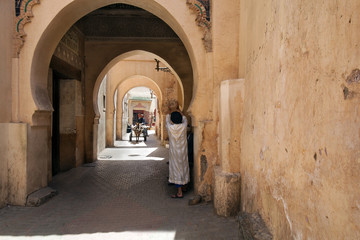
[27,124,49,196]
[0,123,8,207]
[0,1,13,207]
[240,0,360,238]
[0,0,12,123]
[196,0,241,201]
[0,123,28,206]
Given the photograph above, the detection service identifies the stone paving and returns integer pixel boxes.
[0,131,239,240]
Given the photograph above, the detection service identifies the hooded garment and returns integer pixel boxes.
[166,114,189,185]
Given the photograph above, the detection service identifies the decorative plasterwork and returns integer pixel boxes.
[53,27,84,70]
[186,0,212,52]
[14,0,40,57]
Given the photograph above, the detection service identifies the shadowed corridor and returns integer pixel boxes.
[0,131,238,240]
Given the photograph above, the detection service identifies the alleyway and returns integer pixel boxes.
[0,131,239,240]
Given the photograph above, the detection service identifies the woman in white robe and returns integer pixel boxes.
[166,112,190,198]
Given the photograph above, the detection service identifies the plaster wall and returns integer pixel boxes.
[239,0,360,238]
[27,124,49,196]
[195,0,241,201]
[0,123,28,206]
[0,128,8,207]
[0,1,13,206]
[219,79,244,173]
[0,1,13,123]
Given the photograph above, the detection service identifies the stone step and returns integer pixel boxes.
[26,187,58,207]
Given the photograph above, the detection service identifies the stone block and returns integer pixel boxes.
[26,187,58,207]
[238,212,273,240]
[213,166,241,217]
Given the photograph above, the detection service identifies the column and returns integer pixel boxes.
[214,79,244,216]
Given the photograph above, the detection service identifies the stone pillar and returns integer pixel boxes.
[214,79,244,217]
[105,75,114,147]
[116,89,122,140]
[160,114,168,144]
[93,117,99,162]
[0,123,28,206]
[28,110,52,198]
[214,167,241,216]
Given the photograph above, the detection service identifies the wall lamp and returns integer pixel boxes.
[154,59,171,73]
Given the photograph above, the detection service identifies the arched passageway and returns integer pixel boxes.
[4,1,360,239]
[93,50,185,157]
[13,0,210,206]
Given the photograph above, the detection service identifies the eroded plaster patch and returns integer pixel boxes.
[200,154,208,181]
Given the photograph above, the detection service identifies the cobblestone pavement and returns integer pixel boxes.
[0,131,239,240]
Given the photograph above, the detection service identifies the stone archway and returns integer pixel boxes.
[113,76,163,142]
[25,0,207,120]
[92,51,185,152]
[93,50,183,120]
[13,0,213,206]
[95,73,167,155]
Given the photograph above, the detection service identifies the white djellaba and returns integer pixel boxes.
[166,114,190,185]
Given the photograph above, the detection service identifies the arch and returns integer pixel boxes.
[19,0,210,200]
[113,75,164,141]
[116,75,163,108]
[93,50,182,119]
[27,0,205,121]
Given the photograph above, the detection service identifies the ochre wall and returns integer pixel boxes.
[195,0,241,201]
[0,0,13,123]
[239,1,360,238]
[0,0,13,208]
[0,123,28,206]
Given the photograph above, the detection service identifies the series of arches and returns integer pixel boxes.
[15,0,210,205]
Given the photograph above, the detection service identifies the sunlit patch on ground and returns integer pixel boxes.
[0,231,177,240]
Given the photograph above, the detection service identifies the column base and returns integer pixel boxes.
[214,166,241,217]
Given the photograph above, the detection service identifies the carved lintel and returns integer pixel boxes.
[13,0,41,58]
[186,0,212,52]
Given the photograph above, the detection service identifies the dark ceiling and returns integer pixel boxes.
[75,4,179,40]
